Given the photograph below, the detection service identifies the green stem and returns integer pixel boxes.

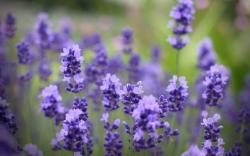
[176,50,180,76]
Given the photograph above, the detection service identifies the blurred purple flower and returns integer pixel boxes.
[23,144,43,156]
[4,13,16,38]
[197,38,216,71]
[16,41,31,64]
[0,97,18,134]
[121,27,133,53]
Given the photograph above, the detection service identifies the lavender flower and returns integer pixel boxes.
[34,13,52,49]
[4,13,16,38]
[23,144,43,156]
[202,64,229,107]
[128,53,141,82]
[166,75,188,112]
[52,108,93,155]
[168,0,195,49]
[201,112,224,156]
[16,41,31,64]
[101,113,123,156]
[60,44,84,93]
[151,45,161,63]
[181,145,205,156]
[39,85,65,125]
[225,143,241,156]
[72,97,88,121]
[131,95,178,150]
[38,59,52,81]
[0,97,18,134]
[100,74,122,112]
[121,27,133,53]
[197,38,217,70]
[121,81,143,115]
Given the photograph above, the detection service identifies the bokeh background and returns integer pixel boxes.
[1,0,250,155]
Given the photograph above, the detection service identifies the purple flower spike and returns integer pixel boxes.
[197,38,217,70]
[23,144,44,156]
[16,41,31,64]
[52,108,93,155]
[121,27,133,53]
[181,145,205,156]
[60,44,84,93]
[202,64,229,107]
[4,12,16,38]
[121,81,143,115]
[166,75,188,112]
[168,0,195,49]
[100,74,122,112]
[201,112,225,156]
[34,13,52,49]
[128,53,141,82]
[151,45,161,63]
[40,85,66,125]
[0,97,18,134]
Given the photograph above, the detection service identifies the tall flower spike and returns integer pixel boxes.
[168,0,195,49]
[197,38,217,71]
[131,95,178,151]
[52,108,93,155]
[181,145,205,156]
[34,13,52,49]
[128,53,141,82]
[201,112,225,156]
[166,75,188,112]
[4,12,16,38]
[100,114,123,156]
[202,64,229,107]
[121,81,143,115]
[16,41,31,64]
[100,74,122,112]
[121,27,133,53]
[40,85,66,125]
[0,97,18,134]
[23,144,44,156]
[60,44,84,93]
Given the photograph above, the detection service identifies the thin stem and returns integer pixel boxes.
[176,50,180,76]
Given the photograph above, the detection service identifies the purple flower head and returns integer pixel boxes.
[60,44,84,93]
[0,22,5,45]
[181,145,205,156]
[100,74,122,111]
[85,45,108,85]
[40,85,63,120]
[107,54,124,74]
[121,81,143,115]
[0,97,18,134]
[201,112,223,142]
[202,138,225,156]
[72,97,88,121]
[131,95,177,150]
[53,108,93,155]
[168,0,195,49]
[100,113,123,156]
[4,12,16,38]
[151,45,161,63]
[166,75,188,112]
[197,38,217,70]
[225,143,241,156]
[34,13,52,49]
[16,41,31,64]
[121,27,133,53]
[23,144,43,156]
[202,64,230,107]
[128,53,142,82]
[39,59,52,81]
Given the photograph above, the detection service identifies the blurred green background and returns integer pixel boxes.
[1,0,250,155]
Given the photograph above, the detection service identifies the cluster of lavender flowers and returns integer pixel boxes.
[1,0,250,155]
